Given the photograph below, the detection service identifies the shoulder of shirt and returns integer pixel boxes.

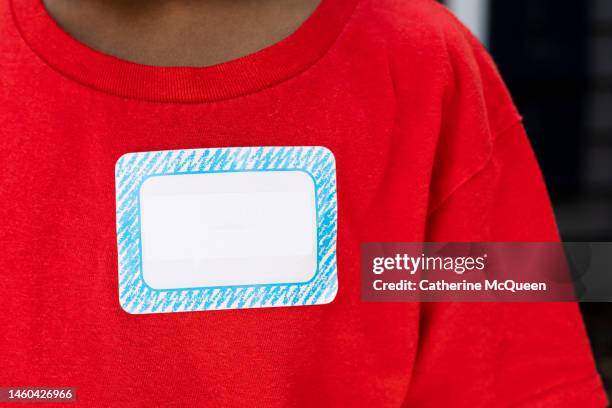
[352,0,472,50]
[357,0,459,27]
[349,0,483,88]
[351,0,520,134]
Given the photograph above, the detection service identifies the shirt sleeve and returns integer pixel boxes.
[403,9,608,407]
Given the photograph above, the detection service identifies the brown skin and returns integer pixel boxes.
[43,0,321,67]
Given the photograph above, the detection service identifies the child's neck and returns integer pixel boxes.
[43,0,321,67]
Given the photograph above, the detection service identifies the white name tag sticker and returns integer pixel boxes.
[115,146,338,314]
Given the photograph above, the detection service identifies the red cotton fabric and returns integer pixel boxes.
[0,0,608,406]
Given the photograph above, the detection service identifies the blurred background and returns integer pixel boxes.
[442,0,612,396]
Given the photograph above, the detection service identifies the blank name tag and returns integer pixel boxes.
[115,146,338,314]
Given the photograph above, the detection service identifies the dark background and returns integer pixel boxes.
[442,0,612,396]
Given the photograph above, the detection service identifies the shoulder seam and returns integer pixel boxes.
[427,117,524,216]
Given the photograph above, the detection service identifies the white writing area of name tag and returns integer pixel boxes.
[115,146,338,314]
[140,171,317,289]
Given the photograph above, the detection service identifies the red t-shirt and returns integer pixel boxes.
[1,0,607,406]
